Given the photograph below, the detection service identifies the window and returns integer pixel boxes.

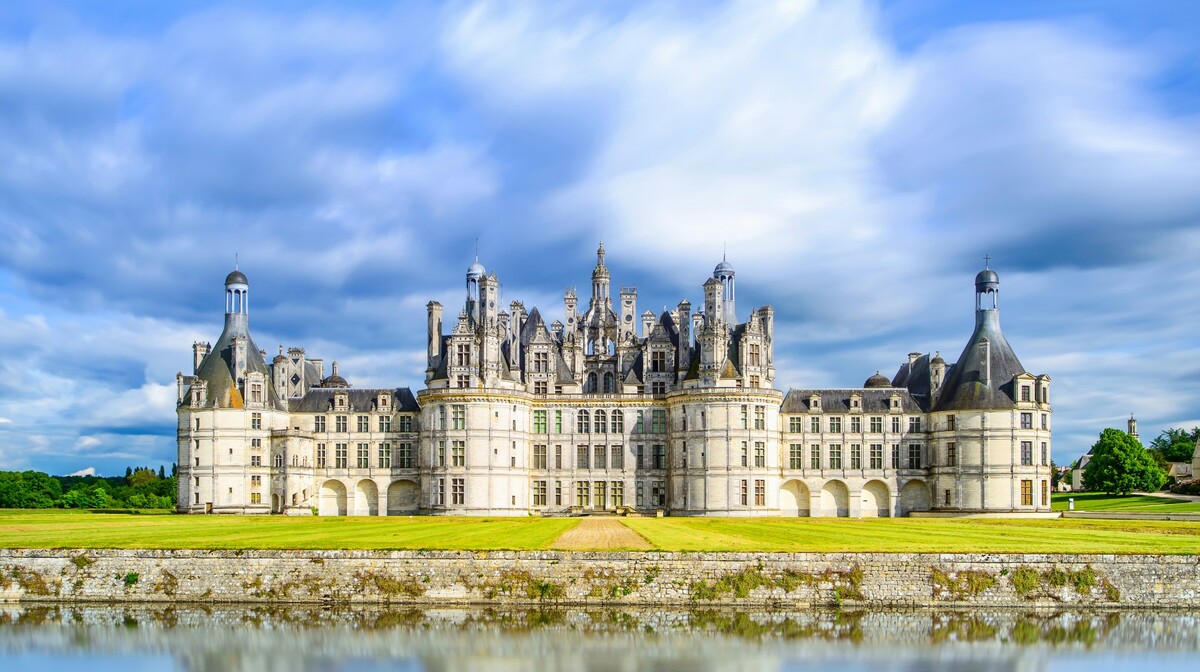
[250,492,262,504]
[437,407,446,430]
[1020,413,1033,430]
[651,350,667,372]
[451,478,465,505]
[533,445,547,469]
[251,438,262,450]
[754,480,765,506]
[555,445,563,469]
[651,381,667,395]
[397,442,413,468]
[315,416,326,433]
[747,343,761,366]
[534,411,547,434]
[398,415,412,432]
[555,481,563,505]
[907,444,922,469]
[810,416,820,433]
[754,442,765,467]
[892,444,901,469]
[1021,385,1031,402]
[251,412,262,430]
[1020,441,1033,466]
[636,481,644,506]
[335,443,347,468]
[357,443,369,468]
[451,405,466,430]
[534,381,548,395]
[891,417,901,433]
[336,415,347,432]
[274,454,282,468]
[636,445,645,469]
[810,444,821,469]
[740,405,748,429]
[611,445,624,470]
[651,481,666,506]
[577,445,589,469]
[740,442,748,467]
[250,455,261,467]
[754,406,765,430]
[1041,442,1048,466]
[435,479,445,505]
[635,411,644,433]
[1020,479,1033,506]
[594,410,607,433]
[870,416,882,433]
[456,344,470,366]
[946,442,957,466]
[740,480,748,506]
[379,416,391,432]
[611,481,624,507]
[317,443,326,468]
[651,410,667,433]
[452,440,465,467]
[611,411,624,433]
[908,417,922,433]
[1041,480,1048,506]
[829,417,842,433]
[437,441,446,467]
[829,444,842,469]
[533,481,547,506]
[195,418,200,431]
[869,444,883,469]
[533,352,549,373]
[555,411,563,433]
[357,415,369,433]
[947,415,956,431]
[789,444,803,469]
[1041,414,1048,430]
[851,417,862,433]
[378,443,391,468]
[594,445,607,470]
[652,445,666,469]
[944,489,951,506]
[578,411,590,433]
[576,481,590,506]
[850,444,862,469]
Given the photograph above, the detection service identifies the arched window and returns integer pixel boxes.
[274,454,283,468]
[603,371,615,393]
[594,410,606,433]
[586,372,597,393]
[577,410,590,433]
[611,411,623,433]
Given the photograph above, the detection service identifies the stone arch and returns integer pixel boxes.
[354,479,379,516]
[318,480,347,516]
[900,480,932,516]
[779,480,811,517]
[860,480,890,518]
[586,372,597,393]
[271,493,281,514]
[820,480,850,517]
[387,479,420,515]
[603,371,615,393]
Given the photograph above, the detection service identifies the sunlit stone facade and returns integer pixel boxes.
[177,246,1051,516]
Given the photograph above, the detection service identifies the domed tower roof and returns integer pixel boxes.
[467,258,486,280]
[225,269,248,286]
[864,371,891,388]
[714,257,734,277]
[319,361,350,389]
[975,268,998,293]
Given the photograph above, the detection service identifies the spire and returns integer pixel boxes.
[590,241,610,308]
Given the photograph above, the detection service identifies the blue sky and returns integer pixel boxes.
[1,0,1199,476]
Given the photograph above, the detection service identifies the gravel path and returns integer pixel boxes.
[550,517,652,550]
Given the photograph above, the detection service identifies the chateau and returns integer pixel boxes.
[176,245,1053,516]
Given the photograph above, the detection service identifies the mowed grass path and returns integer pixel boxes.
[1051,491,1200,512]
[0,510,576,550]
[620,517,1200,554]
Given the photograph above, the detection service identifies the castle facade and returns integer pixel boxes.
[176,246,1052,516]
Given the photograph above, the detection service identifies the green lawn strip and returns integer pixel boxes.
[1051,492,1200,512]
[620,518,1200,554]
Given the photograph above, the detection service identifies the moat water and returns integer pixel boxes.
[1,604,1197,671]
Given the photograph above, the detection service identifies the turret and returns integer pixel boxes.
[714,255,735,327]
[224,268,249,333]
[427,301,443,380]
[192,341,210,373]
[620,286,638,337]
[564,289,578,330]
[1128,414,1139,443]
[466,257,485,323]
[590,242,610,309]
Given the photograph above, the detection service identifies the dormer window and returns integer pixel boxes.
[1020,385,1031,402]
[336,394,347,409]
[378,393,391,411]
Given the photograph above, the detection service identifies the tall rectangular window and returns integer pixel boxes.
[436,478,445,505]
[398,415,413,432]
[740,480,748,506]
[1020,441,1033,466]
[533,444,547,469]
[378,443,390,468]
[829,417,842,433]
[829,444,842,469]
[810,444,821,469]
[451,478,465,505]
[1041,414,1048,430]
[652,445,666,469]
[451,405,466,430]
[357,443,369,468]
[397,442,413,468]
[534,411,547,434]
[532,481,547,506]
[1020,479,1033,506]
[850,444,862,469]
[438,441,446,467]
[891,444,901,469]
[1020,413,1033,430]
[357,415,369,433]
[336,415,348,432]
[1041,442,1048,466]
[869,444,883,469]
[251,412,262,430]
[611,411,624,433]
[611,445,624,470]
[635,411,644,433]
[452,440,465,467]
[532,351,549,373]
[456,344,470,366]
[908,417,922,433]
[870,416,882,433]
[576,481,590,506]
[555,410,563,433]
[810,416,820,433]
[316,443,327,468]
[379,416,391,432]
[595,410,607,434]
[315,416,326,433]
[577,445,589,469]
[754,406,765,430]
[947,442,957,466]
[789,417,803,433]
[740,405,748,429]
[594,445,607,470]
[907,444,922,469]
[611,481,624,507]
[789,444,803,469]
[1041,480,1048,506]
[652,410,667,433]
[636,481,644,506]
[947,415,956,431]
[636,444,645,469]
[555,481,562,505]
[851,417,861,433]
[754,480,765,506]
[335,443,347,468]
[578,411,589,433]
[754,442,766,467]
[741,442,748,467]
[555,445,563,469]
[891,417,901,433]
[1021,385,1031,402]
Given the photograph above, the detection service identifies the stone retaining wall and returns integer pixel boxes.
[1,549,1196,608]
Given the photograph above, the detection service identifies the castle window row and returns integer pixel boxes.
[310,414,415,434]
[315,442,414,469]
[785,415,925,435]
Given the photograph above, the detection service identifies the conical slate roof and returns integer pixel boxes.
[934,309,1026,411]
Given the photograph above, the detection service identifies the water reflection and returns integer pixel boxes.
[0,604,1197,672]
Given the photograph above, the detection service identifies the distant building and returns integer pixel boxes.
[1072,415,1138,491]
[176,247,1053,516]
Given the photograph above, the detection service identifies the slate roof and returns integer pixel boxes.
[933,310,1026,412]
[288,388,419,414]
[185,317,285,411]
[781,388,922,414]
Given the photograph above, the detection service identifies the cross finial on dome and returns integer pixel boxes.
[983,254,991,269]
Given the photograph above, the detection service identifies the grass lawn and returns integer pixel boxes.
[1051,491,1200,512]
[0,509,577,550]
[619,517,1200,554]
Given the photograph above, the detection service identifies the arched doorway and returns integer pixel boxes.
[387,480,420,515]
[900,480,932,516]
[779,480,811,516]
[861,480,890,518]
[271,494,281,514]
[318,480,347,516]
[820,480,850,517]
[354,479,379,516]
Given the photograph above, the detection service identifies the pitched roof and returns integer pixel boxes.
[781,388,922,414]
[288,388,419,413]
[934,310,1026,412]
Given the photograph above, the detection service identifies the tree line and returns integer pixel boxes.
[0,466,177,510]
[1081,426,1198,496]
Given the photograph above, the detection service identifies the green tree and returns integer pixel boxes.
[1083,429,1167,495]
[1150,427,1200,463]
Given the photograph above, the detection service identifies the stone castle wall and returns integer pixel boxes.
[2,549,1196,608]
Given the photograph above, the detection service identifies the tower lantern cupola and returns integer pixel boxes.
[975,257,999,311]
[590,242,610,307]
[466,256,486,322]
[224,267,249,332]
[714,254,736,326]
